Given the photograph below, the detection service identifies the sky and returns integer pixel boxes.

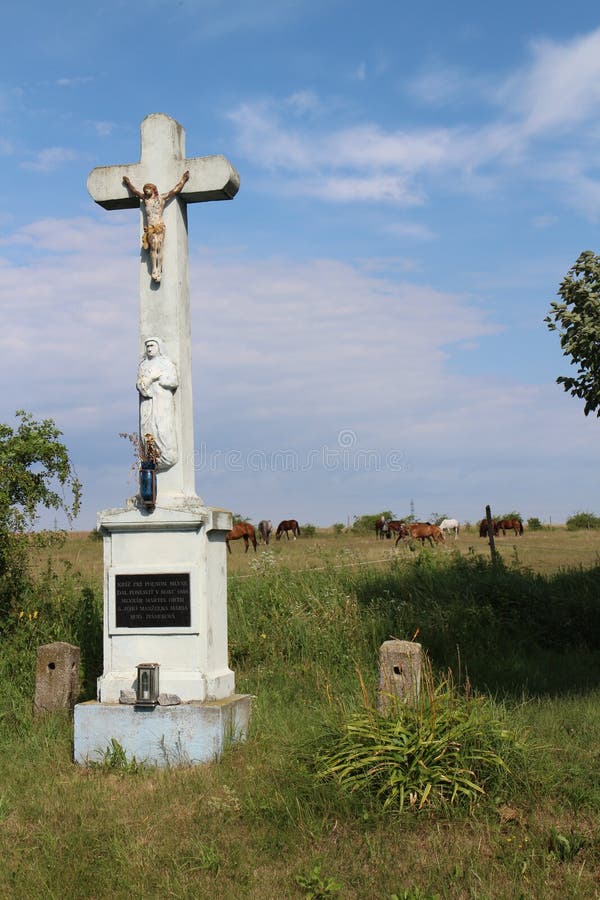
[2,0,600,530]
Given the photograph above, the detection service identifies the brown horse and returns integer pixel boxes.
[496,518,524,536]
[479,519,499,538]
[257,519,273,545]
[386,521,407,542]
[226,522,257,554]
[396,522,444,547]
[276,519,300,540]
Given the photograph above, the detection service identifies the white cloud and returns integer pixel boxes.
[87,120,115,137]
[20,147,78,172]
[228,28,600,215]
[56,76,93,87]
[385,221,436,240]
[407,63,475,105]
[499,29,600,137]
[531,214,558,229]
[285,91,320,115]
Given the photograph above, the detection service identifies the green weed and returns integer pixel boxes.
[295,863,343,898]
[89,738,146,774]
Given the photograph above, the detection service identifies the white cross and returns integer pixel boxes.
[87,113,239,503]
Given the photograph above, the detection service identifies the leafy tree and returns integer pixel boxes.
[0,411,81,609]
[351,512,395,534]
[429,512,448,526]
[497,511,522,522]
[527,517,543,531]
[566,511,600,530]
[545,250,600,415]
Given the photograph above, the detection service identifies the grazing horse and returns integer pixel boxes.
[276,519,300,540]
[479,519,499,538]
[257,519,273,545]
[375,515,389,540]
[397,522,445,547]
[386,520,407,542]
[226,522,257,554]
[439,518,460,539]
[496,518,524,536]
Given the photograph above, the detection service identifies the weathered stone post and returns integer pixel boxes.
[378,640,422,714]
[34,642,80,716]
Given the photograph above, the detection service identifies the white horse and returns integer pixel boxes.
[439,518,460,539]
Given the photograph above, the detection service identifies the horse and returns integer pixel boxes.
[397,522,444,547]
[479,519,499,538]
[496,518,524,536]
[276,519,300,540]
[226,522,257,554]
[257,519,273,545]
[375,515,389,540]
[386,520,407,542]
[439,518,460,539]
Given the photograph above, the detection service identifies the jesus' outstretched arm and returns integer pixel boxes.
[161,170,190,202]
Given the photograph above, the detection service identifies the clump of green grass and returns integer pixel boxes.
[89,738,146,775]
[315,661,529,814]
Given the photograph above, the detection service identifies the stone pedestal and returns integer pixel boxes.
[73,500,252,766]
[74,695,252,766]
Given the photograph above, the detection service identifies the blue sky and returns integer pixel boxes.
[2,0,600,529]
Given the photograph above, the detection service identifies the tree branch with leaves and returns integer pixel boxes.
[545,250,600,416]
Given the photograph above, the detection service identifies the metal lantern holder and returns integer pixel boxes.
[135,662,160,707]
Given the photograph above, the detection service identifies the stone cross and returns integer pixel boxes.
[87,113,239,503]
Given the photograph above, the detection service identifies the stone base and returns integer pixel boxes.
[73,695,252,767]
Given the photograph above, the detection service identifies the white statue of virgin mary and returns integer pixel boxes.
[136,337,179,470]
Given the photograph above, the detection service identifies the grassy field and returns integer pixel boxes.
[1,525,599,898]
[52,523,600,579]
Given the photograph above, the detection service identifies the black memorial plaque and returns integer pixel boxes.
[115,572,191,628]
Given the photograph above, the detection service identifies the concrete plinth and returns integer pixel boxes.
[74,695,252,766]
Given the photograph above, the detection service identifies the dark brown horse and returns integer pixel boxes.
[386,520,407,542]
[375,516,389,540]
[496,518,524,536]
[257,519,273,545]
[226,522,257,554]
[479,519,499,538]
[276,519,300,540]
[396,522,444,547]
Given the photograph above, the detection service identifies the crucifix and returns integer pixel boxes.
[87,112,239,503]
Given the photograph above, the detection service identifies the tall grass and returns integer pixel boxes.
[1,539,599,897]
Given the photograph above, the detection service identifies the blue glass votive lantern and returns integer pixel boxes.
[139,461,156,509]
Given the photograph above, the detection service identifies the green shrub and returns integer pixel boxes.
[351,512,394,534]
[527,517,542,530]
[332,523,345,535]
[566,511,600,530]
[315,663,528,814]
[302,523,317,537]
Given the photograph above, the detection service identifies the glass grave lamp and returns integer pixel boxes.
[139,434,158,510]
[135,663,160,707]
[139,461,157,509]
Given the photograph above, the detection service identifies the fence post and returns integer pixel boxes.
[485,504,498,564]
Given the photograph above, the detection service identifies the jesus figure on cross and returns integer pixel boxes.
[123,170,190,283]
